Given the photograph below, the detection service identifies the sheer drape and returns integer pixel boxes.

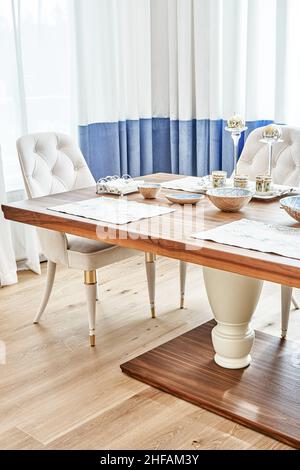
[0,0,74,283]
[0,146,17,286]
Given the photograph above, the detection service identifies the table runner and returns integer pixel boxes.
[193,218,300,260]
[161,177,298,197]
[49,197,175,225]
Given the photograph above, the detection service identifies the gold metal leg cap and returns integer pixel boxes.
[151,306,156,318]
[89,334,96,347]
[180,295,185,309]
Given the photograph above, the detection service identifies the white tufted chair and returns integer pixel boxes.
[237,125,300,338]
[16,132,157,346]
[237,126,300,185]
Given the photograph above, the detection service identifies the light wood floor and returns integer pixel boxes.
[0,254,299,450]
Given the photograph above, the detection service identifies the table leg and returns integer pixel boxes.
[202,267,263,369]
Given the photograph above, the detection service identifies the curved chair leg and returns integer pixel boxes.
[292,295,299,310]
[96,270,100,302]
[179,261,187,309]
[84,270,97,347]
[281,285,293,339]
[33,260,56,324]
[145,253,156,318]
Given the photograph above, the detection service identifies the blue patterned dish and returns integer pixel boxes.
[280,196,300,222]
[165,193,204,204]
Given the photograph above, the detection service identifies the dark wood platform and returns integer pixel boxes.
[121,320,300,448]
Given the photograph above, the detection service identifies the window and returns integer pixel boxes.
[0,0,74,191]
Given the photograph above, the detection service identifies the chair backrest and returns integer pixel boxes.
[16,132,95,198]
[16,133,96,265]
[237,126,300,186]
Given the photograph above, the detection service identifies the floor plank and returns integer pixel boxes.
[0,254,298,449]
[0,427,44,450]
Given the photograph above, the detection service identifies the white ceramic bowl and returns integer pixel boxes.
[206,188,253,212]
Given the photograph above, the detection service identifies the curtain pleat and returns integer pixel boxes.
[79,118,273,182]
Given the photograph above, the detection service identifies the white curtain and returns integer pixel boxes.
[75,0,300,125]
[74,0,152,124]
[0,145,17,286]
[0,0,75,283]
[157,0,300,124]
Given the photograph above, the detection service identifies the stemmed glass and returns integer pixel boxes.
[259,136,283,177]
[225,125,248,176]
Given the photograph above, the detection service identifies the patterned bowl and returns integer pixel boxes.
[280,196,300,222]
[206,188,253,212]
[138,183,161,199]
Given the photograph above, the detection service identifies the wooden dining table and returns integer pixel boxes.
[2,172,300,369]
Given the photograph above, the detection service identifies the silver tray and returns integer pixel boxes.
[252,188,297,200]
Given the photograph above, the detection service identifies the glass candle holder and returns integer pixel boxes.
[225,125,248,176]
[259,125,283,177]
